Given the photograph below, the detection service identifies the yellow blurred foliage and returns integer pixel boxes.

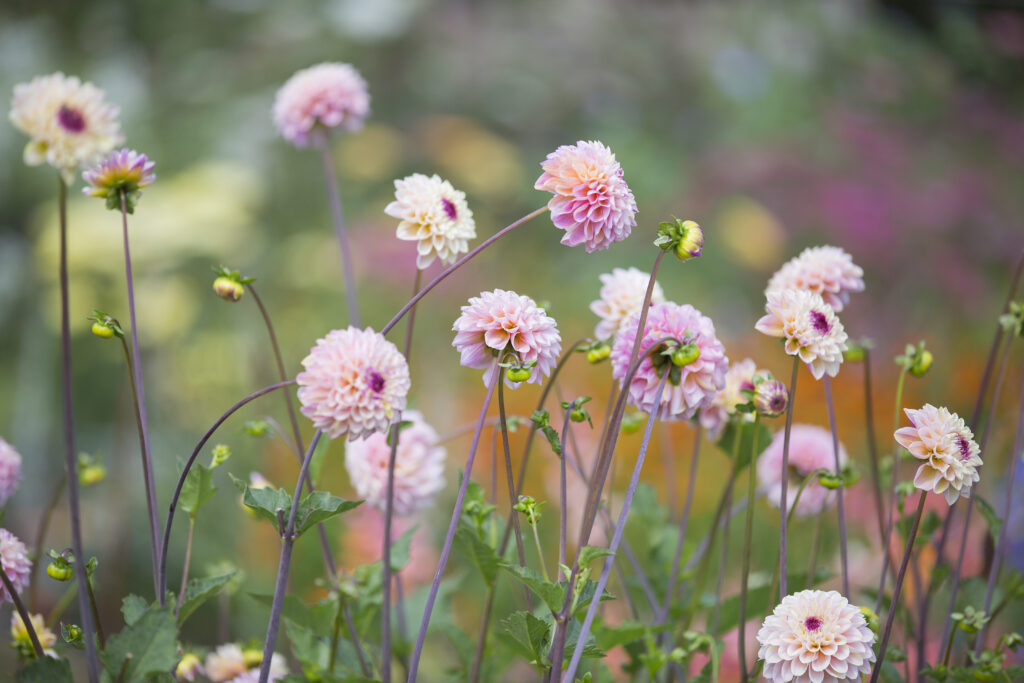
[716,195,786,270]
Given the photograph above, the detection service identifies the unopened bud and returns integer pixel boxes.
[505,366,532,383]
[670,343,701,367]
[655,217,704,261]
[175,653,202,681]
[242,649,263,669]
[754,379,789,418]
[909,349,932,377]
[91,321,115,338]
[818,472,842,490]
[213,276,244,302]
[586,343,611,364]
[621,411,644,435]
[859,606,879,634]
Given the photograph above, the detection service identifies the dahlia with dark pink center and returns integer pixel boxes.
[767,245,865,312]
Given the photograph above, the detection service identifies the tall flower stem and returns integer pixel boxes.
[498,377,529,578]
[314,132,360,325]
[119,193,161,596]
[778,356,799,598]
[768,468,827,604]
[870,492,928,683]
[558,401,575,570]
[561,374,669,683]
[0,565,43,658]
[174,517,195,615]
[823,376,850,596]
[862,349,886,542]
[407,366,499,683]
[875,367,909,615]
[58,177,100,683]
[84,573,105,648]
[709,478,735,638]
[657,425,702,623]
[738,413,762,683]
[258,430,323,683]
[29,474,66,609]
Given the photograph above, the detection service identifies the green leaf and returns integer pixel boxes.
[975,495,1002,544]
[121,594,149,626]
[15,657,73,682]
[388,524,416,572]
[500,563,566,614]
[577,546,615,568]
[499,611,552,666]
[594,620,650,651]
[179,463,216,518]
[308,434,331,487]
[230,473,292,530]
[177,571,237,625]
[295,492,362,538]
[455,527,501,586]
[716,419,772,468]
[99,606,179,682]
[247,593,336,634]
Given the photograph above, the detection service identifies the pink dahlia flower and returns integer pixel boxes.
[768,246,865,313]
[755,289,847,380]
[272,62,370,147]
[82,148,155,210]
[452,289,562,389]
[534,140,637,252]
[757,424,848,516]
[895,404,981,505]
[0,437,22,507]
[297,327,410,440]
[589,267,665,340]
[699,358,758,441]
[757,589,875,683]
[0,529,31,604]
[344,409,446,516]
[611,302,728,422]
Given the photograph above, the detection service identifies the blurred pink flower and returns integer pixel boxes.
[755,289,847,380]
[611,302,728,422]
[700,358,758,441]
[272,63,370,147]
[895,404,981,505]
[452,289,561,389]
[297,327,410,440]
[0,437,22,507]
[81,148,155,209]
[342,508,438,587]
[385,173,476,269]
[767,246,864,312]
[534,140,637,252]
[589,267,665,340]
[757,424,847,517]
[0,529,31,604]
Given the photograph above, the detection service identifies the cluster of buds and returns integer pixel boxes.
[1000,301,1024,338]
[211,266,254,303]
[77,453,106,486]
[512,495,544,527]
[896,340,933,377]
[88,310,124,340]
[210,444,231,468]
[500,353,536,384]
[582,340,611,364]
[654,217,704,262]
[561,396,593,426]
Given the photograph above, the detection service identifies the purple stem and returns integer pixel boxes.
[498,376,530,583]
[381,411,402,683]
[862,349,887,542]
[558,401,575,570]
[738,413,762,682]
[658,424,702,623]
[778,356,799,598]
[874,367,909,615]
[314,131,360,326]
[823,376,850,596]
[0,564,44,658]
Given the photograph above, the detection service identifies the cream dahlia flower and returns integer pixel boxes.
[895,404,981,505]
[755,289,847,380]
[385,173,476,269]
[768,246,865,313]
[589,267,665,340]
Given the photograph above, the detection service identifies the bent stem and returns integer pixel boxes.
[1,565,43,658]
[823,377,850,596]
[174,518,195,615]
[314,131,360,325]
[738,413,762,682]
[84,573,105,649]
[778,356,799,598]
[258,430,323,683]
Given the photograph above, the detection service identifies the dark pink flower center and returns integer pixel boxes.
[810,310,831,335]
[441,198,457,221]
[368,371,385,393]
[57,105,86,134]
[805,616,823,631]
[956,434,971,460]
[770,396,786,412]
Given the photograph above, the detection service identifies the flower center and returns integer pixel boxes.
[57,105,86,134]
[805,616,823,632]
[367,371,385,394]
[956,434,971,460]
[810,310,831,335]
[441,197,457,221]
[771,396,786,412]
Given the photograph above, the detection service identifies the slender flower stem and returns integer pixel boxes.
[29,475,66,609]
[661,422,677,518]
[709,477,735,639]
[258,430,323,683]
[738,413,762,683]
[498,377,529,577]
[314,132,360,325]
[158,380,296,601]
[1,565,43,658]
[558,401,575,570]
[768,468,827,605]
[58,177,100,683]
[658,424,702,623]
[467,585,498,683]
[778,356,799,598]
[561,373,669,683]
[328,594,344,674]
[875,367,909,615]
[119,194,161,596]
[175,517,195,615]
[84,574,105,648]
[381,411,402,683]
[823,376,850,596]
[942,623,957,667]
[870,492,928,683]
[862,350,887,542]
[531,524,550,583]
[407,366,499,683]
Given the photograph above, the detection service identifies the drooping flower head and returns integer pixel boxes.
[895,404,981,505]
[204,644,286,682]
[611,302,728,422]
[452,289,562,389]
[345,410,446,516]
[272,62,370,147]
[757,590,876,683]
[534,140,637,252]
[82,148,155,213]
[589,267,665,340]
[9,72,122,182]
[0,437,22,507]
[699,358,759,441]
[385,173,476,269]
[0,529,30,604]
[757,424,848,516]
[767,246,865,313]
[297,327,410,440]
[755,289,848,380]
[10,611,56,660]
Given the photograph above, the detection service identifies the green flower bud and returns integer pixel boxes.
[47,561,73,581]
[909,349,933,377]
[654,217,704,261]
[506,366,532,383]
[818,473,842,490]
[210,444,231,468]
[621,411,645,435]
[670,343,701,367]
[586,343,611,364]
[213,276,244,302]
[859,606,879,634]
[91,321,115,338]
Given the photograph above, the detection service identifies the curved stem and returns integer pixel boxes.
[1,564,43,658]
[738,413,762,682]
[84,573,105,648]
[314,132,360,326]
[174,518,195,615]
[658,424,702,623]
[823,377,849,596]
[778,356,799,598]
[258,430,323,683]
[29,475,66,610]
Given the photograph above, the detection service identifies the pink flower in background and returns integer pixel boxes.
[297,327,410,440]
[452,289,561,389]
[386,173,476,269]
[343,508,438,586]
[700,358,758,441]
[0,437,22,507]
[589,267,665,340]
[345,410,446,516]
[272,63,370,147]
[767,246,865,312]
[758,424,847,516]
[611,302,728,421]
[755,289,847,380]
[535,140,637,252]
[895,404,981,505]
[0,529,31,604]
[757,590,875,683]
[81,148,156,209]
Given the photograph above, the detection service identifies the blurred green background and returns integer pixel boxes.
[1,0,1022,679]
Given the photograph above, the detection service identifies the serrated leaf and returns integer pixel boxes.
[499,611,551,666]
[975,495,1002,543]
[716,419,772,468]
[177,571,236,625]
[500,563,566,614]
[100,606,179,681]
[577,546,615,568]
[230,473,292,530]
[121,594,149,626]
[455,526,500,586]
[295,492,362,537]
[15,657,73,682]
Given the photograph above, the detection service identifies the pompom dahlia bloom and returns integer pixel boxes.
[589,267,665,340]
[699,358,758,441]
[82,148,155,211]
[11,611,57,658]
[385,173,476,269]
[534,140,637,252]
[272,62,370,147]
[452,289,562,389]
[297,327,410,440]
[758,424,847,516]
[0,528,31,604]
[9,72,122,182]
[0,437,22,507]
[757,590,875,683]
[895,404,981,505]
[755,289,848,380]
[345,409,446,516]
[768,246,865,313]
[611,302,728,421]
